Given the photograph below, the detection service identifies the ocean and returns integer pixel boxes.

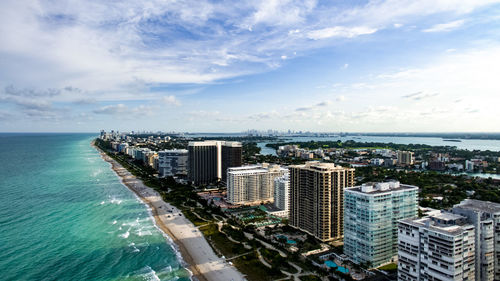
[0,133,190,281]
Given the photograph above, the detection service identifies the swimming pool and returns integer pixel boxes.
[325,260,349,274]
[275,234,297,244]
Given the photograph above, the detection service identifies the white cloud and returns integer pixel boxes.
[1,0,500,130]
[307,26,377,40]
[93,103,157,117]
[93,104,128,115]
[422,20,465,32]
[161,95,181,106]
[316,100,332,106]
[295,106,313,111]
[402,91,439,100]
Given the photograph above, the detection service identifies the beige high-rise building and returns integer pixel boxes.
[289,162,355,242]
[397,151,414,166]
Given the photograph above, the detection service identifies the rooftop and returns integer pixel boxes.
[454,199,500,214]
[228,164,286,175]
[400,211,471,236]
[346,181,418,195]
[188,140,242,147]
[291,161,354,172]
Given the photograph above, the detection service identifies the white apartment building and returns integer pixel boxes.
[452,199,500,281]
[227,164,288,205]
[398,211,476,281]
[158,149,188,178]
[273,174,290,218]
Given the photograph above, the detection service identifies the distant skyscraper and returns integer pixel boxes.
[398,211,476,281]
[397,151,414,166]
[221,142,242,182]
[226,164,287,205]
[344,181,418,267]
[290,162,355,242]
[188,140,242,185]
[273,174,290,217]
[158,149,188,178]
[452,199,500,281]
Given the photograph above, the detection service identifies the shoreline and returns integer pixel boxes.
[93,143,245,281]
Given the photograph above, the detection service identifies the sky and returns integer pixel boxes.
[1,0,500,133]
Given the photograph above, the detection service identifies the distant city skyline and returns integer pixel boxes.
[1,1,500,132]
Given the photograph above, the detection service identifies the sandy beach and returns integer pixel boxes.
[95,147,245,281]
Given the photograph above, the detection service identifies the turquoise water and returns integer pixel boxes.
[275,235,296,244]
[324,261,349,273]
[0,133,190,281]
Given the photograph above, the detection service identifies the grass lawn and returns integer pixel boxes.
[199,224,247,258]
[182,209,210,226]
[378,263,398,271]
[299,275,322,281]
[232,252,285,281]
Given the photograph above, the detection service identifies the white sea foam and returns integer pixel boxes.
[140,266,161,281]
[98,151,192,280]
[137,229,152,236]
[100,201,105,205]
[112,220,117,225]
[119,230,130,239]
[91,169,102,177]
[109,197,122,205]
[128,242,140,253]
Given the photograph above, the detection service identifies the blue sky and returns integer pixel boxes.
[1,0,500,132]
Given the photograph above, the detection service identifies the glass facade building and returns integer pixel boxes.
[344,181,418,267]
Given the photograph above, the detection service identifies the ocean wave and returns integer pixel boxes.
[119,229,130,239]
[99,152,192,280]
[139,266,161,281]
[136,229,152,237]
[109,197,122,205]
[128,242,140,253]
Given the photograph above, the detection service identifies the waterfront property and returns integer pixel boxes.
[273,174,290,218]
[226,164,288,205]
[290,162,355,242]
[452,199,500,281]
[398,211,476,281]
[188,140,242,185]
[343,181,418,267]
[158,149,188,178]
